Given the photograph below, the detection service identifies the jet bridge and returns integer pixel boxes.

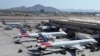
[49,19,100,34]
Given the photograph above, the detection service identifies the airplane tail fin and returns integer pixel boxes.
[38,33,48,42]
[38,33,52,47]
[1,19,6,25]
[19,26,29,37]
[19,26,27,34]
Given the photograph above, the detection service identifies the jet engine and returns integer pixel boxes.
[59,50,66,55]
[35,43,46,51]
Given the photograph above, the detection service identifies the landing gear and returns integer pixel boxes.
[59,50,66,55]
[39,52,43,56]
[76,50,86,56]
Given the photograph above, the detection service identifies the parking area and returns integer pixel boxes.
[0,26,100,56]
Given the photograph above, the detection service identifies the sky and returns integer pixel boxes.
[0,0,100,10]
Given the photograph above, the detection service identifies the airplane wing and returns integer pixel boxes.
[72,44,83,51]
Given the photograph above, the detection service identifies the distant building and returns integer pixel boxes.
[95,13,100,16]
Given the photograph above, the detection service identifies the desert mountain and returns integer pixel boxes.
[9,4,60,12]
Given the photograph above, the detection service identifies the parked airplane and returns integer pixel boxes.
[1,19,34,28]
[1,19,22,28]
[36,33,97,56]
[18,26,67,39]
[23,19,34,28]
[35,22,59,32]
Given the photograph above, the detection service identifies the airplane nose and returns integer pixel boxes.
[63,32,67,35]
[94,40,97,43]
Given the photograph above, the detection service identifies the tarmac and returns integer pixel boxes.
[0,26,100,56]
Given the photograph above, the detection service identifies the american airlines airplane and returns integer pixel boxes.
[36,33,97,55]
[23,19,35,27]
[18,26,67,38]
[1,19,34,28]
[1,19,22,28]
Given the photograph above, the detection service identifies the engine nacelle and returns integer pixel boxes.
[60,46,66,49]
[35,43,46,51]
[35,43,41,47]
[38,46,46,51]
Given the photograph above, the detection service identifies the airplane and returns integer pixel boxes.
[35,21,59,32]
[23,19,34,28]
[36,33,97,56]
[1,19,22,28]
[23,19,41,27]
[18,26,67,39]
[1,19,34,28]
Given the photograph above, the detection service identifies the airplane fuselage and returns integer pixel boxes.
[41,39,97,49]
[53,39,95,47]
[19,32,67,38]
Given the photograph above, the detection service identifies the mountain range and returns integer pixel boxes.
[8,4,60,12]
[61,9,100,12]
[4,4,100,12]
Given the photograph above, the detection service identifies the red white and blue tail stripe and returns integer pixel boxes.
[38,33,52,47]
[19,27,29,37]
